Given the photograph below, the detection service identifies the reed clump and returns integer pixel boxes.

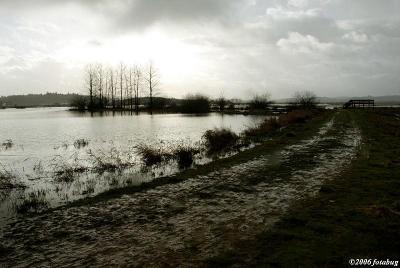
[1,139,13,150]
[16,190,49,214]
[136,144,166,166]
[172,145,199,169]
[73,138,89,149]
[202,128,239,154]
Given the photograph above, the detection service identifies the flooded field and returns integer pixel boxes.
[0,112,362,267]
[0,108,264,226]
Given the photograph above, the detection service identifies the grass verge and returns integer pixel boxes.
[204,108,400,267]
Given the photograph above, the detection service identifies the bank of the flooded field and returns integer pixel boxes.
[206,109,400,267]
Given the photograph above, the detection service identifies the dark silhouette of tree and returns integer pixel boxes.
[85,64,96,110]
[119,63,126,109]
[180,94,210,113]
[249,92,272,110]
[126,66,134,111]
[293,90,318,109]
[96,63,104,108]
[145,62,159,114]
[216,91,227,112]
[109,68,116,109]
[134,66,142,113]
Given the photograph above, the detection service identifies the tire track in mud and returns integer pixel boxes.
[0,114,362,267]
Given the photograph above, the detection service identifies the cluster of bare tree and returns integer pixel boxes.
[84,62,159,113]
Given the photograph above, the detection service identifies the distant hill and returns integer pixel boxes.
[274,95,400,105]
[0,93,83,108]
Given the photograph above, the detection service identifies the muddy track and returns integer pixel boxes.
[0,112,362,267]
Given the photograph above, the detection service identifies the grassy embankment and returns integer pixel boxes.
[205,108,400,267]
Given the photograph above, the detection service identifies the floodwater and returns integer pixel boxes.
[0,107,264,226]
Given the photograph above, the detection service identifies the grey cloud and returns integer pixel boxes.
[0,0,400,98]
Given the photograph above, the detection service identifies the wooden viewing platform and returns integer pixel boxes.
[343,99,374,109]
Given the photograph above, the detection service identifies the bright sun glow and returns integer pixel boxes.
[55,29,202,90]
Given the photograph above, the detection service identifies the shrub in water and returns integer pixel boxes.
[73,138,89,149]
[136,144,164,166]
[1,139,13,150]
[202,128,239,154]
[173,145,198,169]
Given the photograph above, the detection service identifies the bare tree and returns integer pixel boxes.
[119,62,126,109]
[96,63,104,108]
[216,91,227,112]
[125,66,135,111]
[145,62,159,114]
[293,90,318,109]
[85,64,96,110]
[108,67,116,110]
[104,68,109,108]
[249,92,272,110]
[134,66,142,113]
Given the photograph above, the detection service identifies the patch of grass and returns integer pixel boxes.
[0,165,24,189]
[82,180,96,195]
[0,168,16,189]
[136,144,167,166]
[172,145,199,169]
[16,190,49,214]
[88,148,132,173]
[202,128,239,154]
[51,160,88,183]
[1,139,13,150]
[243,117,281,139]
[279,109,315,125]
[73,138,89,149]
[243,110,318,140]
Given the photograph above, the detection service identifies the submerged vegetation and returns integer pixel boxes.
[1,139,13,151]
[202,128,239,154]
[136,143,199,169]
[0,165,24,190]
[88,147,133,173]
[73,138,89,149]
[136,144,165,167]
[172,145,199,169]
[15,190,48,214]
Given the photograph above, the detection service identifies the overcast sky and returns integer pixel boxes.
[0,0,399,99]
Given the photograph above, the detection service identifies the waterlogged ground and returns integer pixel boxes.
[0,112,362,267]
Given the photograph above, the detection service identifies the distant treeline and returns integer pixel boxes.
[0,93,82,108]
[0,91,319,114]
